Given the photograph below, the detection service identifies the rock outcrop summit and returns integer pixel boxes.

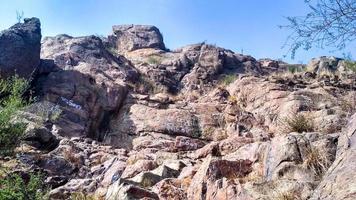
[0,18,355,200]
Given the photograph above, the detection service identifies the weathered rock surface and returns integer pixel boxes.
[1,19,356,200]
[35,70,127,140]
[0,18,41,78]
[311,114,356,200]
[108,25,165,53]
[41,34,138,84]
[187,156,253,200]
[121,43,262,94]
[307,56,356,75]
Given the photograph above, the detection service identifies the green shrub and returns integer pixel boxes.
[34,103,62,123]
[344,60,356,73]
[0,75,29,156]
[220,74,237,85]
[0,172,47,200]
[287,65,304,73]
[146,55,163,65]
[106,46,117,56]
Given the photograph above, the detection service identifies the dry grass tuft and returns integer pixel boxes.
[180,176,192,190]
[214,130,229,141]
[281,112,314,133]
[316,69,339,79]
[70,192,100,200]
[227,95,238,105]
[271,70,302,80]
[239,163,264,184]
[303,147,331,178]
[340,92,356,115]
[131,76,164,94]
[63,148,82,167]
[126,156,143,165]
[228,89,248,108]
[269,184,303,200]
[273,190,301,200]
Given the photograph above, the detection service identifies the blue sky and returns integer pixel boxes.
[0,0,355,63]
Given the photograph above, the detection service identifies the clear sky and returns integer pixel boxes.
[0,0,355,63]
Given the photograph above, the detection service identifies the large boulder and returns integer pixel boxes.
[109,25,165,53]
[307,56,355,75]
[308,56,341,73]
[0,17,41,78]
[106,104,202,148]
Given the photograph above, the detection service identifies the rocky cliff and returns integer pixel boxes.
[0,18,355,200]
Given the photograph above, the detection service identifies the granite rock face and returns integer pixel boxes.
[310,114,356,200]
[0,17,41,78]
[308,56,355,75]
[1,19,356,200]
[109,25,166,53]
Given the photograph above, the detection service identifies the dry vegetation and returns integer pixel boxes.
[228,90,248,108]
[273,190,301,200]
[281,112,315,133]
[63,148,83,167]
[71,192,100,200]
[303,147,331,178]
[130,75,163,94]
[340,92,356,115]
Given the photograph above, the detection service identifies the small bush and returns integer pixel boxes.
[220,74,237,85]
[282,113,314,133]
[27,102,63,125]
[228,91,248,108]
[106,47,118,56]
[0,75,29,156]
[146,55,163,65]
[70,192,97,200]
[344,60,356,73]
[0,172,47,200]
[287,65,304,74]
[340,92,356,115]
